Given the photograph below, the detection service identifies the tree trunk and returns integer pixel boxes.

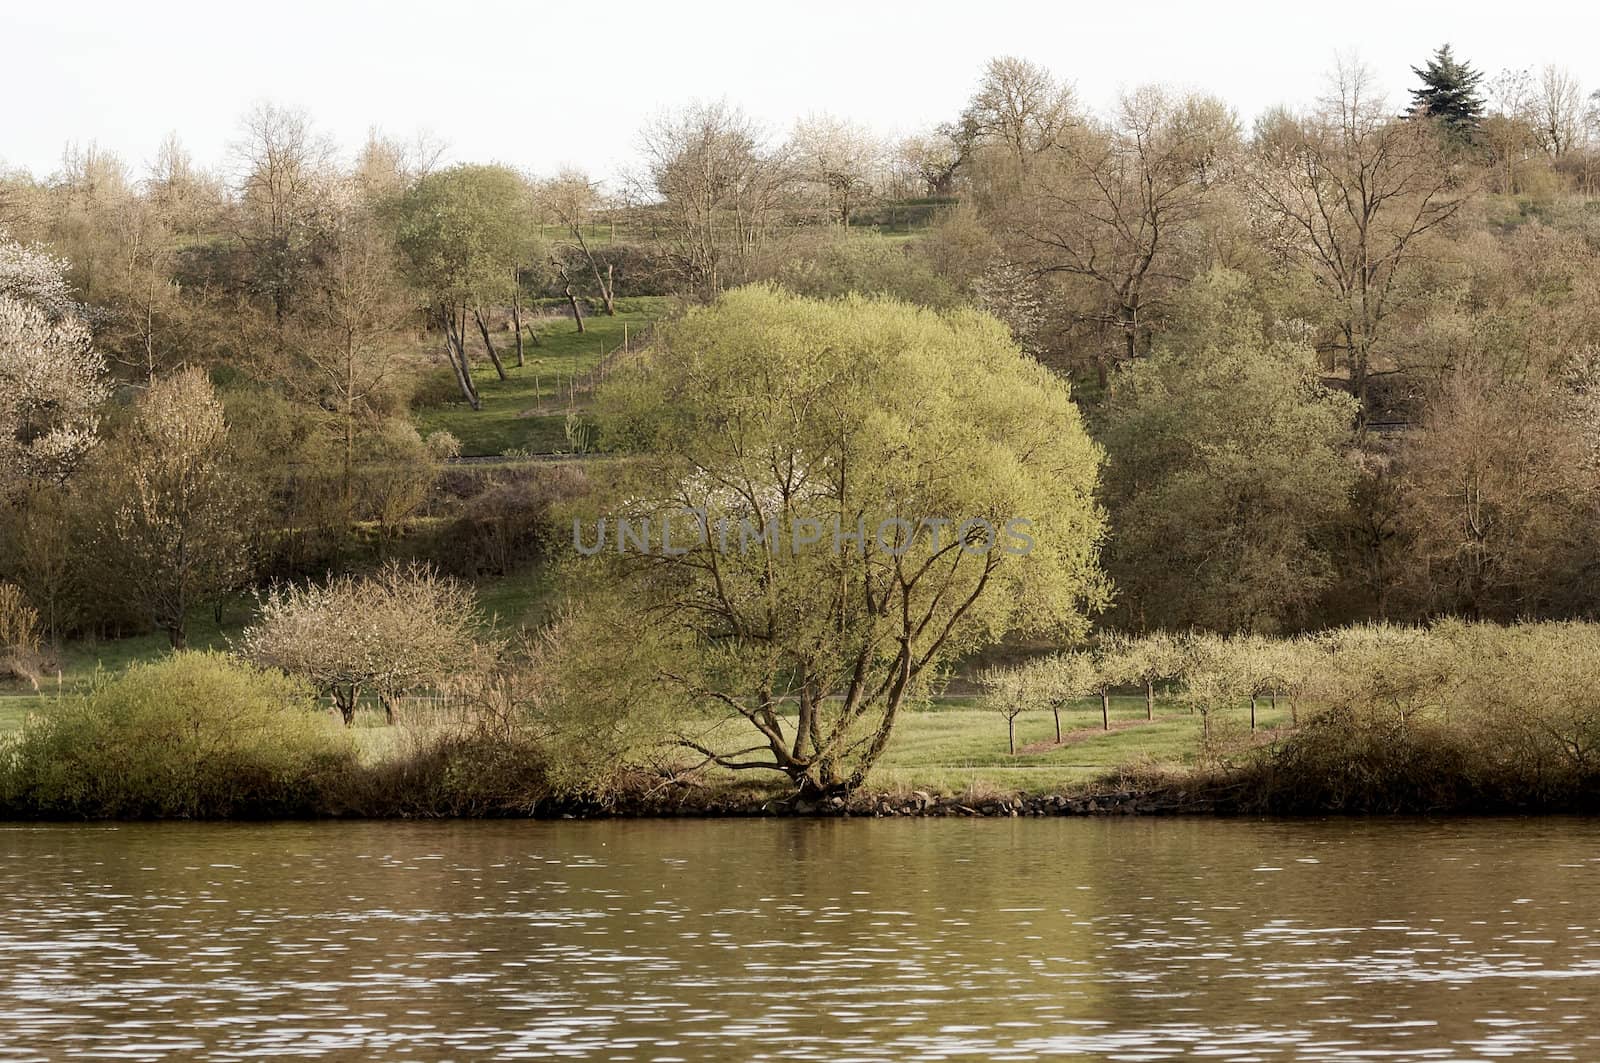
[1008,715,1016,756]
[562,280,585,333]
[474,306,509,380]
[439,306,480,410]
[1145,680,1155,721]
[1250,695,1258,731]
[1100,690,1110,731]
[573,227,616,315]
[1052,707,1062,744]
[335,686,358,727]
[511,286,525,367]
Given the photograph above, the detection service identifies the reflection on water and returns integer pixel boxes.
[0,817,1597,1060]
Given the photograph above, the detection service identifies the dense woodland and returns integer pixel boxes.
[6,46,1600,802]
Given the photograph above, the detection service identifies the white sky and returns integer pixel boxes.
[2,0,1596,189]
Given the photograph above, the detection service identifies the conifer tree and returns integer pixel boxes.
[1409,44,1486,141]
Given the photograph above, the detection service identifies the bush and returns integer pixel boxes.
[359,729,554,816]
[0,652,357,818]
[355,652,558,815]
[1224,621,1600,813]
[430,465,587,577]
[0,581,48,687]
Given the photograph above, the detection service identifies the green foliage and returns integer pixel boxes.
[1101,269,1358,631]
[567,285,1108,793]
[0,652,355,817]
[389,164,540,304]
[773,230,958,308]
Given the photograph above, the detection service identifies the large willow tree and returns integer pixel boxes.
[561,286,1107,795]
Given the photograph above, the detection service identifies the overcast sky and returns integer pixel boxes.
[2,0,1595,189]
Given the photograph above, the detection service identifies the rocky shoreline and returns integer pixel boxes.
[564,784,1234,820]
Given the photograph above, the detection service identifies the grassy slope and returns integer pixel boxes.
[413,297,665,456]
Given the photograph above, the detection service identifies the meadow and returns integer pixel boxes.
[413,297,665,455]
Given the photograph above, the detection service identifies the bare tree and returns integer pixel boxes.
[635,100,794,297]
[229,103,337,328]
[288,184,408,512]
[1246,61,1463,416]
[542,169,616,315]
[241,562,484,725]
[1534,65,1586,158]
[962,56,1076,171]
[1008,86,1239,377]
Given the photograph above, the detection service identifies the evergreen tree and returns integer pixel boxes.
[1409,44,1486,141]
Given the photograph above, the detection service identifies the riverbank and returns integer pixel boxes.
[8,646,1600,822]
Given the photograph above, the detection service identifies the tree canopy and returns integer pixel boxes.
[560,286,1108,793]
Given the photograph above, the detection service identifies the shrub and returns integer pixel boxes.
[425,464,588,578]
[0,581,48,687]
[356,646,559,815]
[0,576,43,652]
[0,652,356,818]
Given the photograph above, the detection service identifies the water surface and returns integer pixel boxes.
[0,817,1597,1061]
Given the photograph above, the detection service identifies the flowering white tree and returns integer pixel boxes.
[0,235,83,320]
[240,562,484,725]
[0,233,109,492]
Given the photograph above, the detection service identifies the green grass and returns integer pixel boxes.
[662,695,1293,796]
[414,297,665,456]
[473,565,558,630]
[867,698,1289,793]
[0,665,1275,796]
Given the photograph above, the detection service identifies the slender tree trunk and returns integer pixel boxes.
[438,305,480,410]
[573,228,616,315]
[560,276,586,333]
[474,306,509,380]
[1052,707,1062,744]
[342,333,356,518]
[511,278,525,367]
[1250,695,1258,732]
[1145,680,1155,721]
[1100,690,1110,731]
[1008,715,1016,756]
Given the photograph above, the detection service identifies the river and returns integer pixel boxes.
[0,818,1596,1061]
